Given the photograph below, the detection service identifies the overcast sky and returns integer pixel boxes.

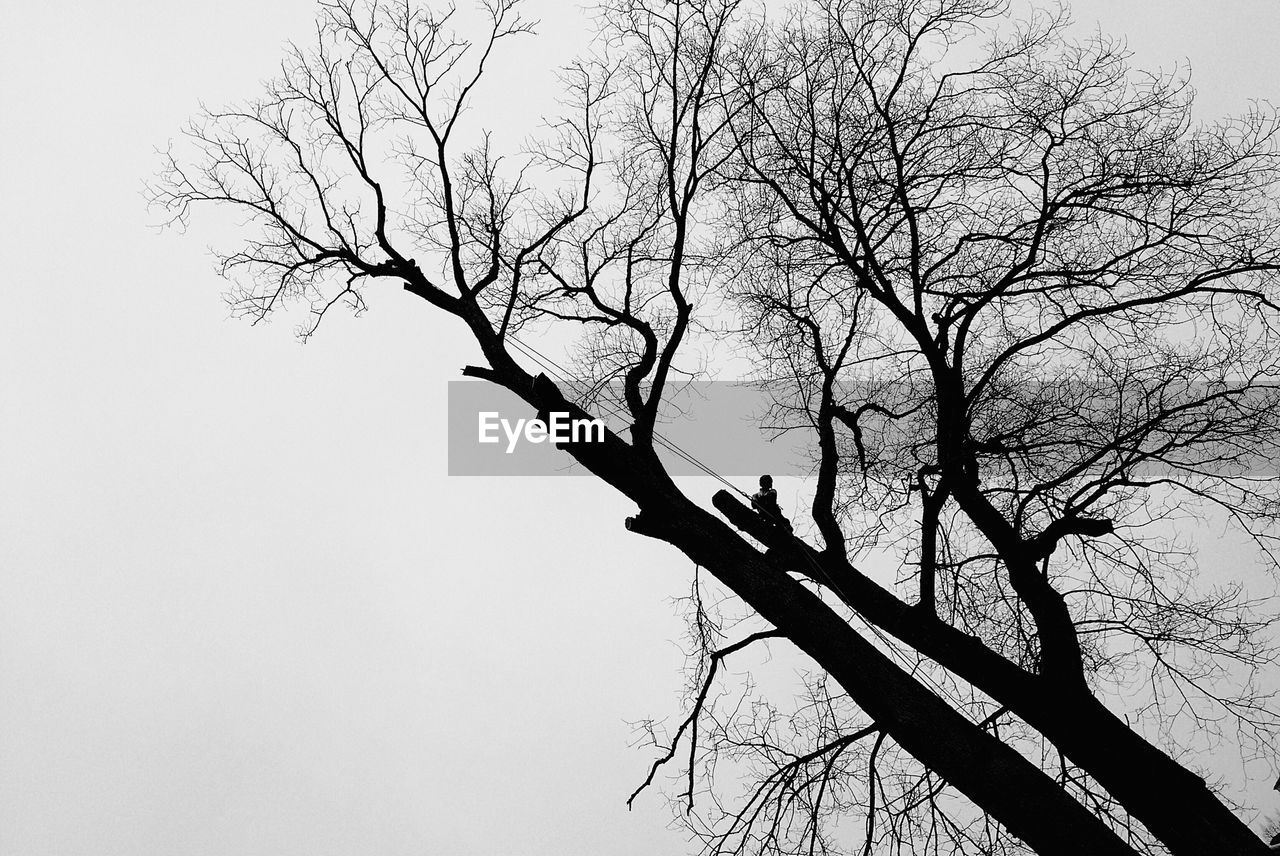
[3,2,1280,855]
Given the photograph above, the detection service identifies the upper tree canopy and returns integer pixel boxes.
[154,1,1280,854]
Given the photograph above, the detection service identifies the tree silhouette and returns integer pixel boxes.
[152,1,1280,853]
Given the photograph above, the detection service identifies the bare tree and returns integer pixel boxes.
[152,1,1280,853]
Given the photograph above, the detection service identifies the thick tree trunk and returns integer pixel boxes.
[514,374,1264,856]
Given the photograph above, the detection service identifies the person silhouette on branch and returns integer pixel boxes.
[750,474,792,533]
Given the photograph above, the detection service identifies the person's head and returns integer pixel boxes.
[759,474,773,489]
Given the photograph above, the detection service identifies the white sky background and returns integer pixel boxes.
[2,1,1280,855]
